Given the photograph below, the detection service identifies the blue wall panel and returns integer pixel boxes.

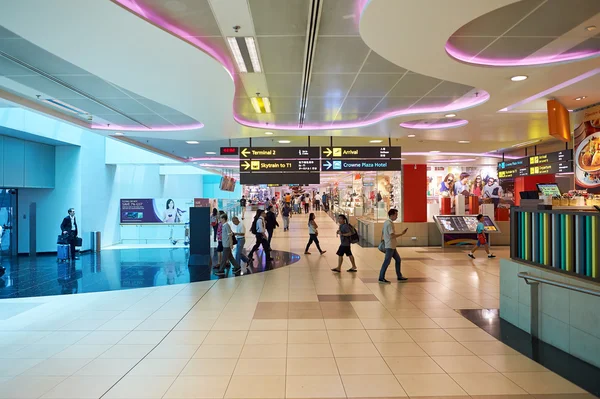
[24,141,55,188]
[3,136,25,187]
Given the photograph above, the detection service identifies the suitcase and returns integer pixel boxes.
[75,237,82,247]
[57,244,70,262]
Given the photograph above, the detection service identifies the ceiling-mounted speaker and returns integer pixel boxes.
[547,99,570,142]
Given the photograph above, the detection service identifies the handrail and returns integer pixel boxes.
[518,272,600,297]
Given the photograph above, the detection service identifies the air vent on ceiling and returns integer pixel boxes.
[42,98,88,116]
[298,0,322,128]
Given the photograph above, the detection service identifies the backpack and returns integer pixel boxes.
[492,187,500,196]
[250,219,258,234]
[349,224,360,244]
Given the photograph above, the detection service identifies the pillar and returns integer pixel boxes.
[403,164,427,222]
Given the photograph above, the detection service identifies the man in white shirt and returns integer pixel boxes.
[215,214,240,277]
[231,216,250,271]
[314,192,322,211]
[378,209,408,284]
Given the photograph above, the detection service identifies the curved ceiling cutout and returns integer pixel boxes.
[446,0,600,67]
[112,0,490,131]
[400,118,468,130]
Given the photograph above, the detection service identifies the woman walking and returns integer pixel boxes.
[210,208,218,242]
[304,213,326,255]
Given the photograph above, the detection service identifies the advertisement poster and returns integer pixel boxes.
[574,103,600,192]
[120,198,193,224]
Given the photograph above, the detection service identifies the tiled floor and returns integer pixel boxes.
[0,211,597,398]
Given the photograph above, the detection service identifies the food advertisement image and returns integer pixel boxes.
[574,104,600,192]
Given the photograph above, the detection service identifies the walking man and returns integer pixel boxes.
[215,214,240,277]
[378,209,408,283]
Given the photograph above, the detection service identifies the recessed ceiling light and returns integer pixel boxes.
[430,150,441,153]
[250,96,271,113]
[205,151,216,155]
[458,140,470,144]
[575,96,587,101]
[407,134,416,138]
[114,132,124,136]
[585,25,597,32]
[278,140,291,144]
[511,75,528,82]
[369,140,383,143]
[444,113,456,118]
[186,140,200,144]
[264,131,273,135]
[245,37,262,73]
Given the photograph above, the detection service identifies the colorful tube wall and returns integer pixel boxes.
[512,208,600,280]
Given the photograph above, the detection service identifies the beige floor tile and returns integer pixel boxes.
[327,329,372,343]
[76,331,129,345]
[40,375,120,399]
[389,309,428,318]
[397,318,440,329]
[385,356,445,374]
[163,375,230,398]
[288,330,330,343]
[432,317,478,328]
[331,342,380,357]
[446,328,496,341]
[286,375,346,398]
[203,330,248,345]
[479,355,547,372]
[407,328,456,342]
[336,357,392,375]
[241,343,287,358]
[287,357,339,375]
[212,318,252,331]
[99,344,155,359]
[367,329,414,343]
[461,341,519,355]
[289,309,324,319]
[432,355,497,373]
[234,358,286,375]
[193,344,242,359]
[325,319,365,330]
[422,308,463,318]
[225,375,285,398]
[288,318,326,330]
[250,319,288,330]
[180,358,237,376]
[52,344,111,359]
[129,358,188,376]
[147,343,199,359]
[23,358,91,376]
[245,330,287,344]
[360,318,402,330]
[452,372,529,395]
[105,375,176,398]
[418,342,473,356]
[161,330,208,345]
[75,358,139,376]
[288,343,333,358]
[397,373,467,396]
[343,374,407,397]
[503,372,587,394]
[375,342,428,357]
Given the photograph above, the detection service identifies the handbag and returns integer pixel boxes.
[232,234,238,246]
[378,228,386,253]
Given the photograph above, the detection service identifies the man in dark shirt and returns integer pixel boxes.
[331,214,357,273]
[60,208,79,261]
[265,205,279,246]
[240,196,247,220]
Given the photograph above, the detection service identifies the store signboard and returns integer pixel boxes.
[321,146,401,159]
[240,159,319,172]
[240,147,319,159]
[240,172,320,185]
[321,159,402,171]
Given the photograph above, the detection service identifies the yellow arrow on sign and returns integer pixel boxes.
[323,148,332,157]
[241,148,250,158]
[242,161,251,170]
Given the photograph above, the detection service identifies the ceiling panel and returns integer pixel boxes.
[233,96,255,115]
[371,97,419,114]
[100,98,156,114]
[133,114,173,126]
[319,0,359,36]
[427,81,473,98]
[136,98,184,115]
[360,51,407,74]
[265,74,302,97]
[412,96,457,108]
[0,26,18,39]
[312,37,370,73]
[94,114,141,126]
[308,73,355,97]
[273,113,300,123]
[347,73,402,97]
[139,0,221,36]
[453,0,544,36]
[305,96,344,113]
[270,97,301,114]
[257,36,306,73]
[0,38,90,75]
[0,56,36,76]
[446,36,493,55]
[565,37,600,54]
[161,113,200,126]
[60,98,116,115]
[8,75,85,99]
[388,74,443,97]
[507,0,600,37]
[55,75,130,99]
[250,0,308,35]
[478,37,555,59]
[338,97,381,114]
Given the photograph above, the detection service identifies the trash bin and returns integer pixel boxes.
[90,231,101,252]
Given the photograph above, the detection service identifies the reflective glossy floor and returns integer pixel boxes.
[0,211,596,398]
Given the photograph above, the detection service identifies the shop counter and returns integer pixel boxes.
[510,207,600,281]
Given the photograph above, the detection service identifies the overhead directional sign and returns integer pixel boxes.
[498,150,573,170]
[321,146,401,159]
[240,159,319,172]
[240,173,320,185]
[240,147,319,159]
[321,159,402,171]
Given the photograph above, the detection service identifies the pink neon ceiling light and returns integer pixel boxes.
[400,119,468,130]
[111,0,490,131]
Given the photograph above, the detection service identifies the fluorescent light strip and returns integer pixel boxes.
[227,37,247,73]
[245,37,262,73]
[263,97,271,113]
[250,97,262,113]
